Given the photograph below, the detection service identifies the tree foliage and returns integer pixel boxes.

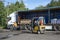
[35,0,60,9]
[34,0,60,22]
[35,5,46,9]
[6,0,28,15]
[47,0,60,7]
[0,0,28,28]
[0,1,6,27]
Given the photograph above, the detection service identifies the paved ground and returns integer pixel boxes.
[0,30,21,40]
[0,30,60,40]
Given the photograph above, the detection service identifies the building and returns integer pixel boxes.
[17,6,60,24]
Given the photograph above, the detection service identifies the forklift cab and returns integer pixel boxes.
[32,17,45,34]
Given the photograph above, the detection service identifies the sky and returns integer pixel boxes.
[4,0,51,9]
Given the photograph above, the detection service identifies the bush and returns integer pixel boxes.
[3,24,7,29]
[3,26,7,29]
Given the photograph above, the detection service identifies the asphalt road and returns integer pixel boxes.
[0,30,21,40]
[1,31,60,40]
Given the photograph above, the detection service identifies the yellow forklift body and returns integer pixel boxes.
[33,25,45,33]
[32,17,45,34]
[40,25,45,30]
[33,26,39,32]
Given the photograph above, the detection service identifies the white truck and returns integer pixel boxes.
[7,12,17,30]
[7,11,31,30]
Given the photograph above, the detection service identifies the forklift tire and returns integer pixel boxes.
[40,30,45,34]
[37,30,40,34]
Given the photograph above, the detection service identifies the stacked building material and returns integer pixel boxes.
[20,19,31,24]
[57,19,60,24]
[51,18,57,24]
[51,19,60,24]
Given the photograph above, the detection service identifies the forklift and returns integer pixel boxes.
[32,17,46,34]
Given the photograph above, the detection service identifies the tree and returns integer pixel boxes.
[35,0,60,9]
[0,1,6,27]
[47,0,60,7]
[35,5,46,10]
[15,0,27,10]
[6,0,28,15]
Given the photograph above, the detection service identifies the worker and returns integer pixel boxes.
[13,22,17,30]
[39,20,43,25]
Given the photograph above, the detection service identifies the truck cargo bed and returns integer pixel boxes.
[20,19,31,24]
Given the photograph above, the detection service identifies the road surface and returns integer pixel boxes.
[0,31,60,40]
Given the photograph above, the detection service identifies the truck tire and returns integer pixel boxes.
[58,26,60,31]
[56,26,60,31]
[17,26,20,30]
[13,27,17,30]
[10,25,14,31]
[7,25,10,29]
[54,26,60,31]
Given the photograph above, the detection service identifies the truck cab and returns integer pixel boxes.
[7,12,17,30]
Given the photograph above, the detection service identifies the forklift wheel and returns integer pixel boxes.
[40,30,45,34]
[37,30,40,34]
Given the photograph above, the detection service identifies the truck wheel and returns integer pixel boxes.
[54,26,60,31]
[59,26,60,31]
[7,25,10,29]
[13,27,17,30]
[56,26,60,31]
[10,25,14,31]
[17,26,20,30]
